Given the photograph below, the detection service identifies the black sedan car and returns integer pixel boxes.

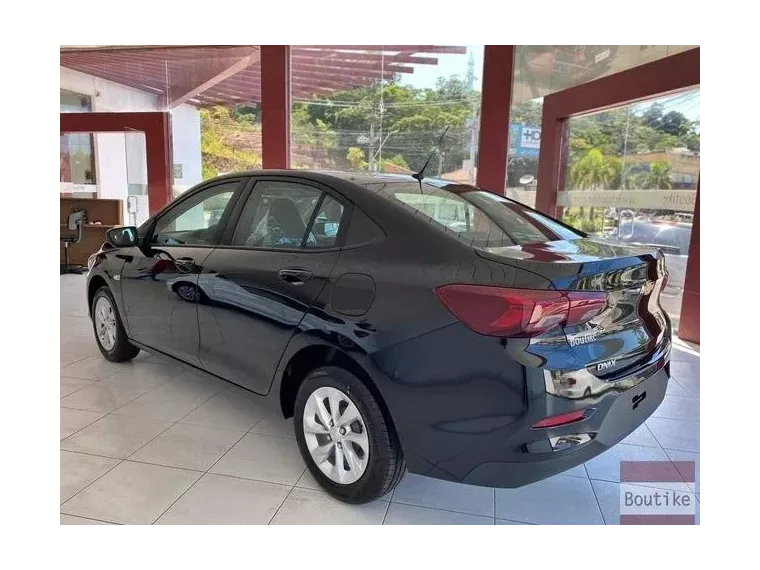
[87,171,671,503]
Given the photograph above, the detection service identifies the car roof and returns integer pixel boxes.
[209,169,415,184]
[208,169,462,190]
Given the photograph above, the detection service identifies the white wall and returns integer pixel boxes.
[61,67,202,225]
[170,104,203,194]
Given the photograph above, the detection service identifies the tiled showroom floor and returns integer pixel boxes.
[60,274,700,525]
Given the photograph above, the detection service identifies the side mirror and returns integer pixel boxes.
[106,226,138,248]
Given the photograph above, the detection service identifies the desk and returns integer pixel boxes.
[60,198,123,266]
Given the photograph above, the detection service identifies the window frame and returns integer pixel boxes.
[219,176,352,253]
[142,177,250,249]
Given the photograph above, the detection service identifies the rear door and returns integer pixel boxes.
[120,178,246,365]
[197,177,347,394]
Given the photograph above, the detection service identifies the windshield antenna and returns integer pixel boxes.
[412,126,450,189]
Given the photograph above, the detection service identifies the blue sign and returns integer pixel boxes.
[509,123,541,158]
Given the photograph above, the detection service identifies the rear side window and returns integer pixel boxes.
[231,181,345,249]
[365,181,582,248]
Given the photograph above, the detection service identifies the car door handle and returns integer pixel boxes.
[278,268,313,285]
[174,257,197,273]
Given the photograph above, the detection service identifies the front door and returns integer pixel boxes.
[198,179,347,394]
[120,179,245,365]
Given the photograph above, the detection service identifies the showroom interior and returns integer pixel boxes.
[60,45,700,525]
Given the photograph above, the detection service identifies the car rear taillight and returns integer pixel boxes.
[434,285,608,338]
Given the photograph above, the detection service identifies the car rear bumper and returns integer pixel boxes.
[373,322,670,489]
[460,366,668,487]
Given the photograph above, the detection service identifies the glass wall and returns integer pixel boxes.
[289,46,483,181]
[505,45,697,206]
[557,89,700,332]
[60,90,96,190]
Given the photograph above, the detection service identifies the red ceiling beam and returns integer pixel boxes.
[293,51,435,66]
[297,45,467,54]
[292,57,413,74]
[129,45,256,62]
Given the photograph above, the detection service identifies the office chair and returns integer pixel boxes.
[60,209,87,275]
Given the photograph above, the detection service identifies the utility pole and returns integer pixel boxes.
[368,119,375,172]
[469,99,478,184]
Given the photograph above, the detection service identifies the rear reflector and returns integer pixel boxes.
[434,285,607,337]
[532,408,591,429]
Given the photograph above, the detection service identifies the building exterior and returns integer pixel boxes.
[625,148,700,189]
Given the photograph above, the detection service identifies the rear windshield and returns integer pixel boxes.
[362,181,583,248]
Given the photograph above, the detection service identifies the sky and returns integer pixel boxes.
[399,46,699,122]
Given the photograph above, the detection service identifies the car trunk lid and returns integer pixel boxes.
[477,237,670,377]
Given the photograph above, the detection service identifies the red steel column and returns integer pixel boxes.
[144,112,173,214]
[476,45,514,193]
[261,45,291,169]
[678,180,700,343]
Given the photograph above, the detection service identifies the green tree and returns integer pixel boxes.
[346,147,368,170]
[379,154,410,172]
[200,107,261,179]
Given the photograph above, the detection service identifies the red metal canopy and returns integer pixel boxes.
[60,45,467,108]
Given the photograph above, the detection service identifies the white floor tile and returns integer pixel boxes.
[60,382,151,414]
[61,414,172,459]
[250,414,295,438]
[181,390,267,432]
[495,475,603,525]
[60,450,119,503]
[585,443,690,490]
[61,377,94,398]
[155,474,290,525]
[621,422,660,448]
[673,375,700,399]
[98,363,183,391]
[61,460,201,525]
[495,518,531,525]
[61,407,106,440]
[59,355,127,381]
[113,378,218,422]
[651,395,700,422]
[55,514,119,528]
[665,379,689,397]
[646,417,700,453]
[210,433,306,486]
[295,469,323,491]
[391,473,494,517]
[271,488,388,525]
[384,503,493,525]
[670,360,700,382]
[664,448,699,493]
[129,423,244,471]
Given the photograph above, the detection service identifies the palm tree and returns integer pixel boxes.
[569,149,620,223]
[638,161,673,189]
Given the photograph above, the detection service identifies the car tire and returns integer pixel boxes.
[294,366,405,503]
[91,285,140,362]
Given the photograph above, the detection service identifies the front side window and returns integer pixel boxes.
[232,181,344,249]
[152,181,239,246]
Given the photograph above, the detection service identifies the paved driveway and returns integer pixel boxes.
[60,275,700,524]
